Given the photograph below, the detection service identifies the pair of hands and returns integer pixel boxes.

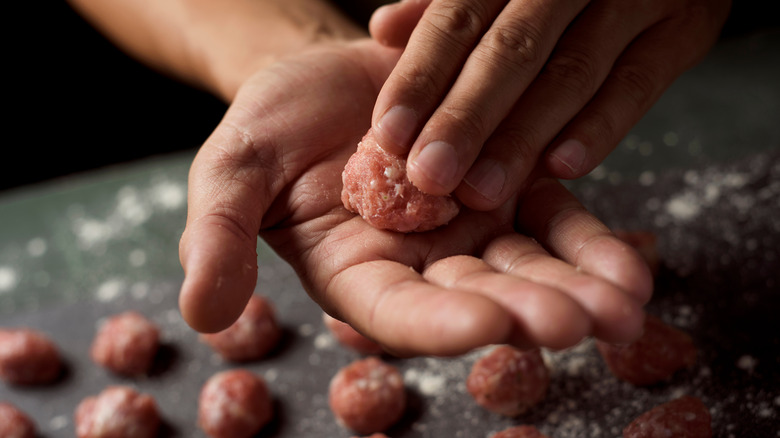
[178,0,730,356]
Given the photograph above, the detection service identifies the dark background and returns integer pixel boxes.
[3,1,777,191]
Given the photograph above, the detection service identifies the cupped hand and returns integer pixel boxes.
[178,39,653,357]
[369,0,731,210]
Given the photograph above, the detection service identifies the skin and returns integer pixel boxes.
[66,0,654,356]
[369,0,732,210]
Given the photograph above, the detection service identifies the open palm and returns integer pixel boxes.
[178,39,652,356]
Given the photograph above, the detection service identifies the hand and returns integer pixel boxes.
[177,39,653,357]
[369,0,731,210]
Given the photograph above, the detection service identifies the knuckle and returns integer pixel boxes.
[424,0,489,38]
[480,20,544,74]
[543,48,600,99]
[439,100,488,143]
[583,108,619,146]
[395,62,448,102]
[497,124,543,168]
[609,64,660,110]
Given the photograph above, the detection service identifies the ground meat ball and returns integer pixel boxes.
[0,402,36,438]
[623,396,712,438]
[75,385,160,438]
[0,328,61,385]
[90,311,160,376]
[351,434,390,438]
[323,312,384,355]
[597,315,697,386]
[198,369,273,438]
[466,345,550,417]
[491,425,550,438]
[615,230,660,275]
[200,294,281,362]
[329,356,406,434]
[341,129,460,233]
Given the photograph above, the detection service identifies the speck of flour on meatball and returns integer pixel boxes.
[0,328,62,385]
[466,345,550,417]
[0,402,36,438]
[200,294,281,362]
[341,129,460,233]
[75,385,160,438]
[329,356,406,435]
[90,311,160,376]
[198,369,273,438]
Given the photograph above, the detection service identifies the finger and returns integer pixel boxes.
[369,0,432,47]
[545,9,727,179]
[405,0,590,196]
[371,0,507,155]
[454,1,666,209]
[423,255,592,351]
[517,178,654,305]
[324,259,513,357]
[178,114,283,333]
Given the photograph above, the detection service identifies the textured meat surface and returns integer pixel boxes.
[623,396,712,438]
[466,346,550,417]
[0,328,61,385]
[329,357,406,434]
[0,402,36,438]
[323,312,383,355]
[200,294,281,362]
[75,385,160,438]
[491,425,550,438]
[597,315,697,386]
[90,311,160,376]
[198,369,273,438]
[341,129,460,232]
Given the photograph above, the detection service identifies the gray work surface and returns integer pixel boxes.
[1,30,778,437]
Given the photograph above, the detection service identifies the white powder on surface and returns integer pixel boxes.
[0,266,18,293]
[26,238,48,257]
[95,278,125,302]
[736,355,758,373]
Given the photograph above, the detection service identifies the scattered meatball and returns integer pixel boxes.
[200,294,281,362]
[615,230,660,275]
[75,385,160,438]
[0,328,61,385]
[597,315,697,386]
[466,346,550,417]
[90,311,160,376]
[329,356,406,434]
[0,402,36,438]
[341,129,460,232]
[323,312,383,355]
[491,425,550,438]
[623,396,712,438]
[198,369,273,438]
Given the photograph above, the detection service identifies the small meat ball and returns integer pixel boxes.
[623,396,712,438]
[466,345,550,417]
[75,385,160,438]
[351,434,390,438]
[323,312,383,355]
[0,402,36,438]
[198,369,273,438]
[90,311,160,376]
[597,315,697,386]
[200,294,281,362]
[491,425,550,438]
[341,129,460,232]
[0,328,61,385]
[329,356,406,435]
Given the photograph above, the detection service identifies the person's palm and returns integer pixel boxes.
[179,39,652,356]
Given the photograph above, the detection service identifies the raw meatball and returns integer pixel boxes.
[198,369,273,438]
[466,346,550,417]
[0,402,36,438]
[491,425,550,438]
[0,328,61,385]
[200,294,281,362]
[615,230,660,275]
[90,311,160,376]
[341,129,460,232]
[351,434,390,438]
[323,312,383,355]
[623,396,712,438]
[597,315,697,386]
[329,356,406,434]
[75,385,160,438]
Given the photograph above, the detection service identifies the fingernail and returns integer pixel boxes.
[412,141,458,189]
[376,105,417,150]
[464,159,506,202]
[550,139,587,174]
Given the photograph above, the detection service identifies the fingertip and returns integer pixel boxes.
[407,140,459,196]
[373,105,419,155]
[456,158,509,211]
[546,139,589,179]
